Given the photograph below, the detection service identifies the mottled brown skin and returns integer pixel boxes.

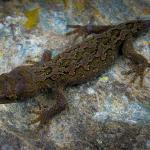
[0,20,150,128]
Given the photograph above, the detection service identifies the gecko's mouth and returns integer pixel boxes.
[0,95,10,104]
[0,94,19,104]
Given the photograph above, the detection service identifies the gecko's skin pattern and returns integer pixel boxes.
[0,20,150,127]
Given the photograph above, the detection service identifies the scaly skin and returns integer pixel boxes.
[0,20,150,128]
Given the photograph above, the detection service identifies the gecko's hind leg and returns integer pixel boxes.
[29,87,67,129]
[122,37,150,87]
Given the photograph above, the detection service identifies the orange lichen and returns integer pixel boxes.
[23,7,40,30]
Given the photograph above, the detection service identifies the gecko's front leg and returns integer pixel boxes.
[66,24,112,41]
[122,37,150,87]
[29,86,67,128]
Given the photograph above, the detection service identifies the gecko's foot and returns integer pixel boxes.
[29,101,67,129]
[126,63,150,87]
[28,104,51,129]
[66,25,89,41]
[29,88,67,130]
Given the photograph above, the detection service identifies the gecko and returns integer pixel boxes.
[0,19,150,128]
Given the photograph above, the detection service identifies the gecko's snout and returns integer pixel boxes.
[0,89,6,104]
[0,80,6,104]
[0,74,11,104]
[0,94,5,102]
[0,88,14,104]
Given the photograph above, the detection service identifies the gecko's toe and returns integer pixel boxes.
[139,75,144,87]
[122,69,135,76]
[29,109,41,114]
[29,117,41,125]
[128,64,147,87]
[28,103,50,128]
[129,73,138,85]
[129,72,145,87]
[29,108,50,128]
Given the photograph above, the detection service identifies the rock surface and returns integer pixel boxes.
[0,0,150,149]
